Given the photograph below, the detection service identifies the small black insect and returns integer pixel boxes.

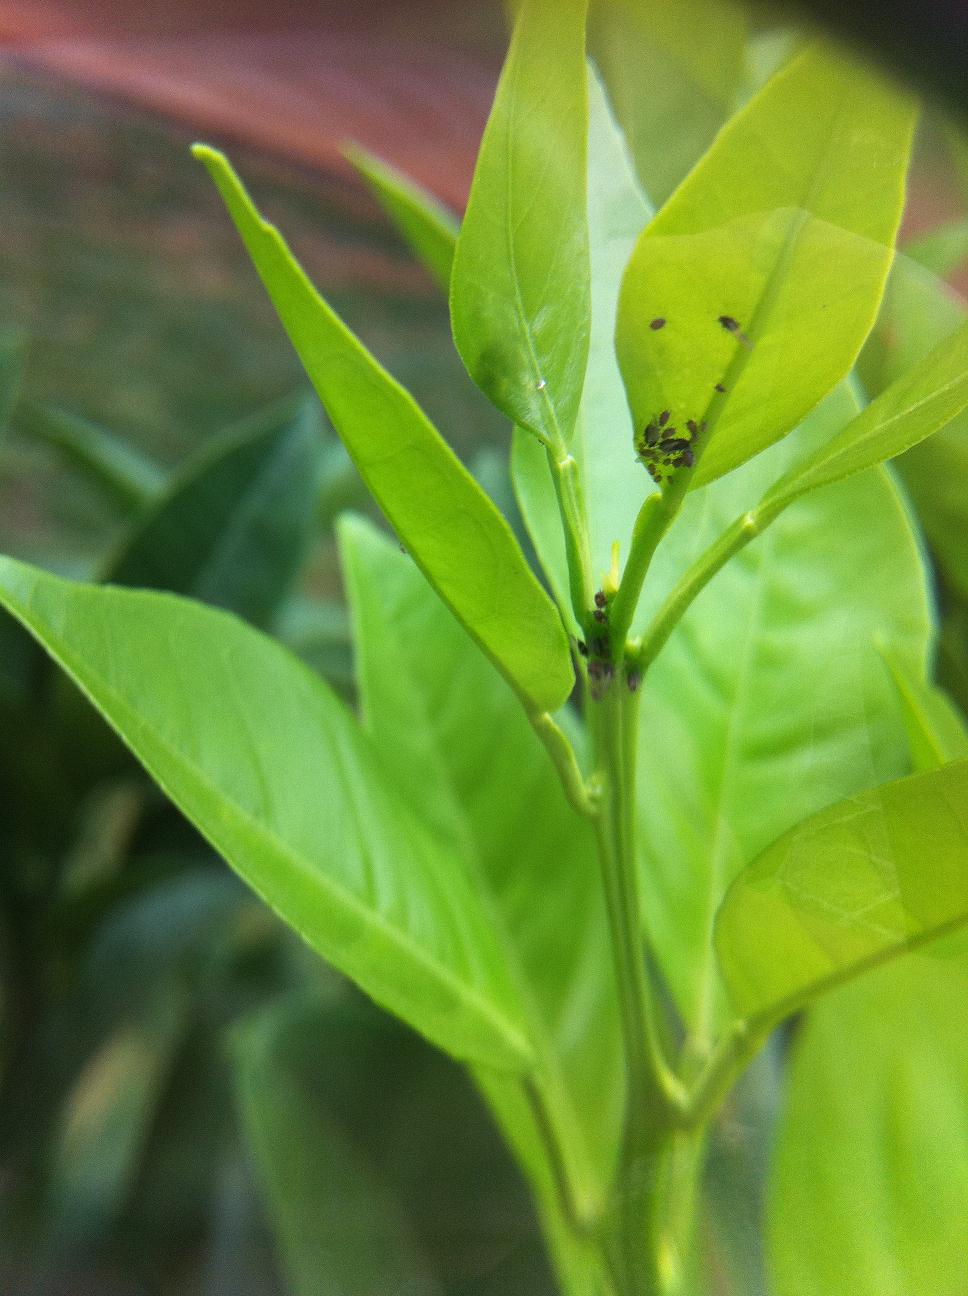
[717,315,752,348]
[594,590,607,609]
[715,382,726,393]
[650,317,666,330]
[627,668,641,693]
[675,447,695,468]
[593,609,607,624]
[644,422,661,446]
[658,409,670,427]
[686,419,699,437]
[660,437,690,453]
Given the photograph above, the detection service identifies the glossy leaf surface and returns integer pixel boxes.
[634,393,931,1036]
[617,47,915,486]
[512,68,652,620]
[346,145,458,293]
[194,145,573,715]
[716,759,968,1023]
[340,515,622,1215]
[451,0,590,447]
[0,559,533,1071]
[769,958,968,1296]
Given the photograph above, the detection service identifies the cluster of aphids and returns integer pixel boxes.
[576,590,640,698]
[634,410,706,485]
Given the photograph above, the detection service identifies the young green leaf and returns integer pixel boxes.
[880,647,968,772]
[589,0,747,207]
[859,257,968,601]
[0,559,534,1072]
[339,515,621,1218]
[345,145,458,293]
[616,46,916,487]
[193,145,573,716]
[759,318,968,513]
[511,67,652,620]
[105,395,322,628]
[715,759,968,1025]
[234,997,439,1296]
[769,958,968,1296]
[450,0,590,448]
[633,394,931,1038]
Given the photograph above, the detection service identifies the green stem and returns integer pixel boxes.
[548,444,595,626]
[530,710,599,819]
[590,680,683,1292]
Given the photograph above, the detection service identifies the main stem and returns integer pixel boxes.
[591,680,676,1294]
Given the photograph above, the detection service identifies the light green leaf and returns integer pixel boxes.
[339,514,622,1222]
[235,997,439,1296]
[345,145,458,293]
[589,0,747,207]
[760,318,968,512]
[634,392,931,1038]
[194,144,572,716]
[511,66,652,621]
[0,559,534,1071]
[450,0,590,448]
[716,759,968,1025]
[616,46,916,487]
[105,395,322,627]
[880,648,968,772]
[769,957,968,1296]
[859,257,968,602]
[14,402,165,512]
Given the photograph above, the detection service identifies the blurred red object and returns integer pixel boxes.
[0,0,505,209]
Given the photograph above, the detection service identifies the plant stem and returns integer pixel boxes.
[530,710,599,818]
[590,678,682,1292]
[548,444,595,627]
[607,468,690,660]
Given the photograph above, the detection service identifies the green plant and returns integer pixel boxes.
[3,2,968,1292]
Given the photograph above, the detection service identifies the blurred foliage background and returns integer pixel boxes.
[1,1,968,1293]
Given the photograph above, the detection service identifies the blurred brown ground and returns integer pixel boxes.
[0,0,506,209]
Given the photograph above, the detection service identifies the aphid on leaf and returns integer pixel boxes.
[627,668,641,693]
[658,410,670,427]
[594,590,607,609]
[675,447,695,468]
[717,315,752,348]
[660,437,689,453]
[715,382,726,393]
[686,419,698,437]
[650,317,666,330]
[593,608,607,624]
[644,423,661,446]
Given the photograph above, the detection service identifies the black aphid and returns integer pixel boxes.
[718,315,741,332]
[658,409,670,427]
[650,317,666,330]
[715,382,726,393]
[594,590,607,609]
[660,437,690,453]
[593,609,607,624]
[686,419,699,436]
[627,669,641,693]
[645,423,661,446]
[676,447,695,468]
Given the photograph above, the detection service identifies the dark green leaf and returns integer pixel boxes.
[106,394,322,627]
